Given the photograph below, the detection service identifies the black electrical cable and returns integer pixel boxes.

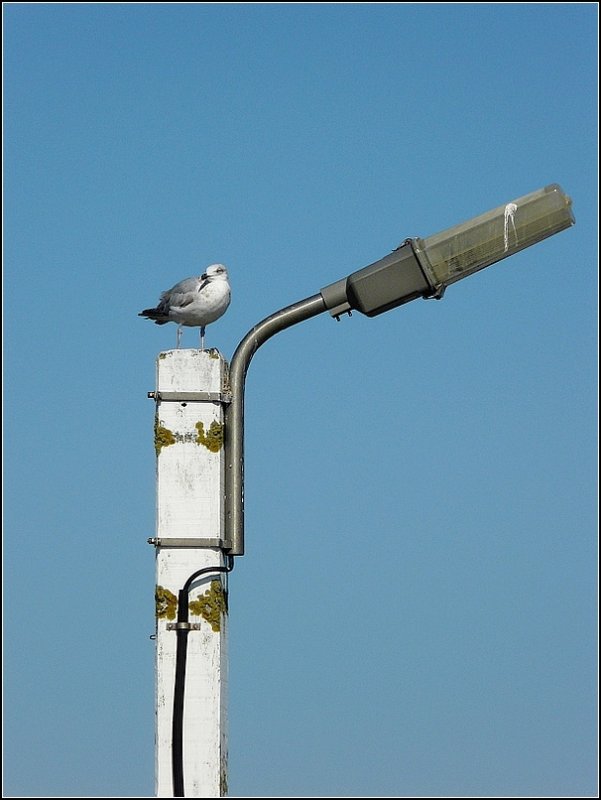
[172,556,234,797]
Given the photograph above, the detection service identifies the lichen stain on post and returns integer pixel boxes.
[155,585,177,619]
[189,579,227,631]
[195,420,224,452]
[154,416,176,455]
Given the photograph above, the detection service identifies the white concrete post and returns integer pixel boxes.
[151,349,230,798]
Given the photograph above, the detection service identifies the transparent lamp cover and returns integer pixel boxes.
[411,184,575,291]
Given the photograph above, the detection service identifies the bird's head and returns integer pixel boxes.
[202,264,229,281]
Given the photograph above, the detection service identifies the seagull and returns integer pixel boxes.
[139,264,231,349]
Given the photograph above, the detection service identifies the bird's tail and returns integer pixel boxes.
[138,308,169,325]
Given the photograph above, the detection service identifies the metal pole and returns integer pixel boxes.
[224,293,327,556]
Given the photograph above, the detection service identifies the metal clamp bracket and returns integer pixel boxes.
[148,390,232,404]
[166,622,201,631]
[148,537,229,548]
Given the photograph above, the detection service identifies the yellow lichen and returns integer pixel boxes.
[155,586,177,620]
[195,420,224,452]
[154,416,176,455]
[189,580,227,632]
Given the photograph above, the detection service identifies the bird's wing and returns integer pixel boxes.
[165,276,200,295]
[160,290,194,310]
[158,277,200,310]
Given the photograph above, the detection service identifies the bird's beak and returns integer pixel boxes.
[200,272,208,280]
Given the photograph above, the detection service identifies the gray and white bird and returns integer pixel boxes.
[139,264,231,349]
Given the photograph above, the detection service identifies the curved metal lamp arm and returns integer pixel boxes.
[224,293,327,555]
[222,185,575,557]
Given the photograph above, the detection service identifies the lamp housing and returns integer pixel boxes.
[321,184,575,318]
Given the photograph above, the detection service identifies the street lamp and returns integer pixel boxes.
[224,184,574,556]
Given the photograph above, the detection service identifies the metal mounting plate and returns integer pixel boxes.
[148,391,232,404]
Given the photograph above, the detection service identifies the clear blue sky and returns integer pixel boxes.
[3,4,598,797]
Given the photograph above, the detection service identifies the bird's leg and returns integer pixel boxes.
[200,325,206,351]
[176,325,182,349]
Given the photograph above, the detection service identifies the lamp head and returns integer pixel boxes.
[321,184,575,318]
